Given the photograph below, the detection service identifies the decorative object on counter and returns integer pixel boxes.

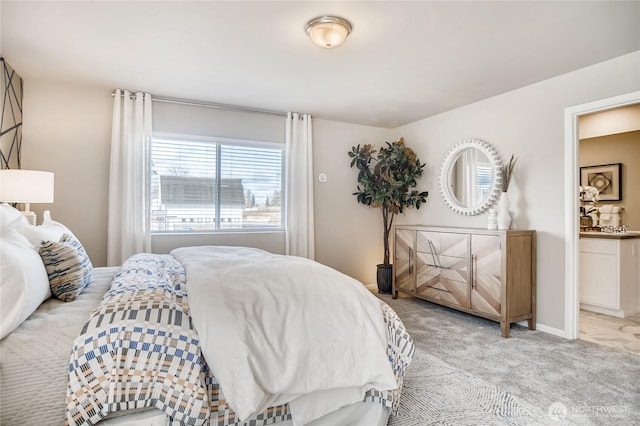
[598,205,623,227]
[487,208,498,230]
[581,226,601,232]
[579,185,599,228]
[348,137,429,294]
[601,225,629,234]
[580,163,622,201]
[497,154,517,230]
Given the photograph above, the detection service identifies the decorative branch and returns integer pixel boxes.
[501,155,518,192]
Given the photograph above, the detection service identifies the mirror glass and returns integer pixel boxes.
[450,148,491,207]
[439,139,503,216]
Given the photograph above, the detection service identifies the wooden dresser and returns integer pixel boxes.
[392,225,536,337]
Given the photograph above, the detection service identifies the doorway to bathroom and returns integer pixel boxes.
[564,91,640,352]
[564,91,640,354]
[578,107,640,353]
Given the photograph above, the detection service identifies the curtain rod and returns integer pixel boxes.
[111,90,287,117]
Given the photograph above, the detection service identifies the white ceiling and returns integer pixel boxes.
[1,1,639,128]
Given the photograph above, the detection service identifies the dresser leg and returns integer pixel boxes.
[527,318,536,330]
[500,321,510,338]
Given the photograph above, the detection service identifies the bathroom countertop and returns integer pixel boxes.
[580,231,640,239]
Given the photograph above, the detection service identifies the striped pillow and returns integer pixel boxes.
[39,234,93,302]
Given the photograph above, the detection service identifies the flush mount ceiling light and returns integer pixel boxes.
[305,15,352,49]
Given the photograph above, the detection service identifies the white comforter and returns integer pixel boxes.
[171,246,397,425]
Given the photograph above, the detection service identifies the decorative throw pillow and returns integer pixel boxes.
[39,233,93,302]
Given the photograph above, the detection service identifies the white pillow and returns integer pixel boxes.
[10,210,77,249]
[0,203,27,229]
[0,227,52,340]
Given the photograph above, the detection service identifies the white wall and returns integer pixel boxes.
[312,119,392,285]
[22,80,112,267]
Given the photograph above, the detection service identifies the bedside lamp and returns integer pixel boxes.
[0,169,54,225]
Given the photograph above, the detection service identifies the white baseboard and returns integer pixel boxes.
[516,320,572,339]
[580,303,638,319]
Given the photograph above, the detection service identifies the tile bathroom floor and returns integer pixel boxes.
[579,310,640,355]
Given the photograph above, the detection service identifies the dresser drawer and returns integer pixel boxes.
[416,251,469,308]
[580,238,617,255]
[417,252,468,283]
[416,276,469,308]
[417,231,468,258]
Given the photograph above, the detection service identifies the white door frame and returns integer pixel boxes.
[563,91,640,339]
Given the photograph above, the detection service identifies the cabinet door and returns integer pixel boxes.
[416,232,469,308]
[580,239,619,309]
[580,252,619,309]
[471,235,502,317]
[394,229,415,293]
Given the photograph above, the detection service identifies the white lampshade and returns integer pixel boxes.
[305,16,352,49]
[0,170,55,203]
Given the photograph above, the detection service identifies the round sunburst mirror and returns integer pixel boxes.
[439,138,504,216]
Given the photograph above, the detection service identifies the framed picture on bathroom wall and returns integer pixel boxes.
[580,163,622,201]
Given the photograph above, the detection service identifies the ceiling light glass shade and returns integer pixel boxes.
[0,169,55,203]
[305,16,352,49]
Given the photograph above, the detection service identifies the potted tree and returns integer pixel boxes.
[348,137,428,293]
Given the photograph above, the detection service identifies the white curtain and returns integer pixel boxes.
[285,112,315,259]
[107,89,152,266]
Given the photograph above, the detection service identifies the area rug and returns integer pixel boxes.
[389,348,573,425]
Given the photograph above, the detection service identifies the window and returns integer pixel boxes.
[150,136,284,233]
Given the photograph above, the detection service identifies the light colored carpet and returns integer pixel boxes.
[381,294,639,425]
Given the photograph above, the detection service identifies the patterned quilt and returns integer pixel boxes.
[65,253,414,426]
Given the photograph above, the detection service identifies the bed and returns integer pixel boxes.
[0,204,414,425]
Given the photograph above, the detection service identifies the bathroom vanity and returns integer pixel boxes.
[579,232,640,318]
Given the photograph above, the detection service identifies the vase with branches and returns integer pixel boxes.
[348,137,428,293]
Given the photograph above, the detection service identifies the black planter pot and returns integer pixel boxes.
[376,264,393,294]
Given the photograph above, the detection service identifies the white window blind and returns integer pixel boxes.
[151,136,284,233]
[477,164,492,200]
